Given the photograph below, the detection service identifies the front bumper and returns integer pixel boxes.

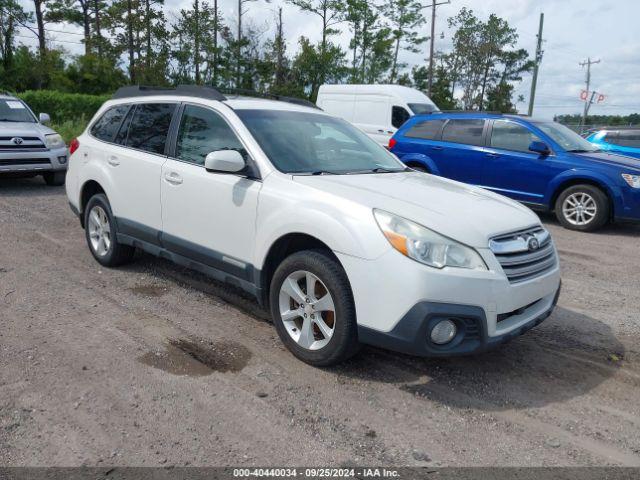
[336,244,561,357]
[616,185,640,222]
[358,284,560,356]
[0,146,68,174]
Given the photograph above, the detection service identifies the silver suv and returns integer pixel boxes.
[0,92,68,185]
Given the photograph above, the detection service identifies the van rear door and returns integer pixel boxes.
[353,95,392,146]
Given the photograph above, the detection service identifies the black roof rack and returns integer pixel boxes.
[219,88,320,110]
[112,85,227,101]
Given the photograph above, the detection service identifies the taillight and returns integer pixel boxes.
[69,138,79,155]
[388,137,397,150]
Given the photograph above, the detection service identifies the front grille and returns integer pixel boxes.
[0,136,46,151]
[0,158,51,166]
[490,227,557,283]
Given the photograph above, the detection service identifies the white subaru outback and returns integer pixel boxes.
[66,85,561,366]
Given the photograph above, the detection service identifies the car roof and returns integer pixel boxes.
[407,112,547,122]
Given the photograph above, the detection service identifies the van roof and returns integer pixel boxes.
[318,84,434,103]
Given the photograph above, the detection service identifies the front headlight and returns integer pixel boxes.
[373,209,487,270]
[622,173,640,189]
[45,133,65,149]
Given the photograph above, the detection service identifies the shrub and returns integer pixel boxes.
[17,90,110,124]
[50,117,89,144]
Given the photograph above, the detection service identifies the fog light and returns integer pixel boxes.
[430,319,457,345]
[58,156,67,164]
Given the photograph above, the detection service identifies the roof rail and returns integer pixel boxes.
[112,85,227,101]
[219,88,320,110]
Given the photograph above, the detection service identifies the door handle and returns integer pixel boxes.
[107,156,120,167]
[486,152,500,158]
[430,146,444,151]
[164,172,183,185]
[377,129,385,133]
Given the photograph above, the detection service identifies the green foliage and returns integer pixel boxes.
[50,117,89,143]
[17,90,110,123]
[555,113,640,126]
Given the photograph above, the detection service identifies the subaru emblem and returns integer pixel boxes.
[527,237,540,251]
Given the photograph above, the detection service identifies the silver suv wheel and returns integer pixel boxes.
[87,205,112,257]
[278,270,336,351]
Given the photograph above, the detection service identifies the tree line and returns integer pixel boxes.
[1,0,533,111]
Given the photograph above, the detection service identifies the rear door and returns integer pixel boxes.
[481,119,551,203]
[435,118,488,184]
[105,102,176,242]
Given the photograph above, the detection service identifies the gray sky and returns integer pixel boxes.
[17,0,640,119]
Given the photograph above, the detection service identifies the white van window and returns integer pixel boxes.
[392,106,411,129]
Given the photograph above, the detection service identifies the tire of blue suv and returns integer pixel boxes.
[269,249,360,367]
[84,194,136,267]
[43,171,66,186]
[554,184,609,232]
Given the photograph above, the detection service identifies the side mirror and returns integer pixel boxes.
[529,140,550,156]
[204,150,246,173]
[39,113,51,124]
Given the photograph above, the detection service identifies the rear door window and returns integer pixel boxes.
[490,120,541,153]
[441,119,486,146]
[125,103,176,155]
[91,105,130,142]
[392,106,411,129]
[404,119,445,140]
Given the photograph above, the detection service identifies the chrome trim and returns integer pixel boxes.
[489,227,550,254]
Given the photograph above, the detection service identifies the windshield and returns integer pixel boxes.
[0,99,36,123]
[235,109,406,174]
[408,103,439,115]
[534,121,598,152]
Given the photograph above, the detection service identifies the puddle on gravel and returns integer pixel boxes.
[129,285,168,297]
[139,338,252,376]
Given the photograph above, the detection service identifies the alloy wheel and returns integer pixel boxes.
[562,192,597,226]
[88,205,112,257]
[278,270,336,351]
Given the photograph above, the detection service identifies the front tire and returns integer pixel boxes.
[43,171,66,186]
[555,184,609,232]
[269,250,360,367]
[84,193,135,267]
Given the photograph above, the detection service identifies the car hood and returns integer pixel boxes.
[575,151,640,171]
[293,172,541,248]
[0,121,55,138]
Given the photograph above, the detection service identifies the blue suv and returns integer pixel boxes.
[585,127,640,159]
[389,113,640,231]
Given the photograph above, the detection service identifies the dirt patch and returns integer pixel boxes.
[129,285,167,297]
[139,338,252,376]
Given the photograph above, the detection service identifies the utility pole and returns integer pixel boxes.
[579,57,600,129]
[425,0,450,96]
[527,12,544,117]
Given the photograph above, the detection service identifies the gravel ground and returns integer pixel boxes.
[0,177,639,467]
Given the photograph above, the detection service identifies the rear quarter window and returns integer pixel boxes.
[90,105,129,142]
[125,103,176,155]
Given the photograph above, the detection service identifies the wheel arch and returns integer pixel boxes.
[397,153,439,175]
[258,232,343,309]
[79,180,107,228]
[548,175,615,219]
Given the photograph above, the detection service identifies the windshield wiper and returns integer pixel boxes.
[348,167,408,174]
[0,118,27,122]
[296,170,339,176]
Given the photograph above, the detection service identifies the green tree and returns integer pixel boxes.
[379,0,425,82]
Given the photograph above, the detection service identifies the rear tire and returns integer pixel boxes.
[555,184,609,232]
[269,249,360,367]
[43,171,66,186]
[84,193,135,267]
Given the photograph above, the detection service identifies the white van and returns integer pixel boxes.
[316,84,439,145]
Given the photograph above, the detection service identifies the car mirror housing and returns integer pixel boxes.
[529,140,550,156]
[39,113,51,124]
[204,150,246,173]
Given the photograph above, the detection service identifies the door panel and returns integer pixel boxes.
[481,119,552,203]
[435,119,487,184]
[354,95,391,145]
[105,103,176,237]
[160,104,261,279]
